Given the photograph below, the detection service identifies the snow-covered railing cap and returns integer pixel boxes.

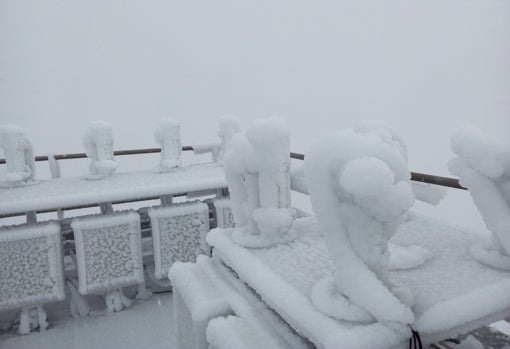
[0,124,35,187]
[449,126,510,271]
[83,121,118,179]
[155,118,182,171]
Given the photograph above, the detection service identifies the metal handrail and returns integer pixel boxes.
[0,147,466,190]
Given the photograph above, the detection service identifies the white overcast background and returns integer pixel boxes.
[1,0,509,233]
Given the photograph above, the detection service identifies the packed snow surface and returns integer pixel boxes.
[0,163,226,216]
[1,294,174,349]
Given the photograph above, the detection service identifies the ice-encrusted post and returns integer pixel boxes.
[305,127,415,329]
[0,125,35,187]
[155,118,182,172]
[83,121,118,179]
[225,117,298,248]
[449,126,510,270]
[217,115,241,163]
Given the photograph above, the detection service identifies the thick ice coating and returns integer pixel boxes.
[449,126,510,270]
[83,121,118,178]
[305,128,415,325]
[155,118,182,171]
[224,116,298,248]
[0,124,35,186]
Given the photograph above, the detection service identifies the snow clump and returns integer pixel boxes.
[305,127,415,327]
[224,116,299,248]
[83,121,118,179]
[155,118,182,171]
[449,126,510,270]
[0,124,35,187]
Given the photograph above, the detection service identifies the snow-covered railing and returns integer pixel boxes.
[0,148,466,190]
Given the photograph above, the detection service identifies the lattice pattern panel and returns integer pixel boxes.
[0,222,65,311]
[213,199,235,229]
[71,211,144,294]
[149,201,210,279]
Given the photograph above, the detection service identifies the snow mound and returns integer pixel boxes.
[449,126,510,270]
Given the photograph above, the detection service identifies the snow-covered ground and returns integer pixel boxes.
[1,294,174,349]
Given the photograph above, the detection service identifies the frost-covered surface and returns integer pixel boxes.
[0,222,64,311]
[149,201,210,279]
[71,211,144,294]
[449,126,510,270]
[213,199,235,229]
[0,124,35,187]
[1,294,174,349]
[224,116,297,248]
[208,211,510,349]
[83,121,118,178]
[155,118,182,171]
[304,128,415,326]
[0,163,226,216]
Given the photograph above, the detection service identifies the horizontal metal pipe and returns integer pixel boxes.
[290,152,466,190]
[0,146,196,164]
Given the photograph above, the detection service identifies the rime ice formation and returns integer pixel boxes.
[83,121,118,179]
[148,201,210,279]
[218,115,241,163]
[352,121,435,270]
[0,222,65,334]
[449,126,510,271]
[0,124,35,187]
[224,116,299,248]
[71,211,144,312]
[354,120,446,206]
[305,128,415,327]
[155,118,182,171]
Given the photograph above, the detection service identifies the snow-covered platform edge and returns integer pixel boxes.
[207,227,407,349]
